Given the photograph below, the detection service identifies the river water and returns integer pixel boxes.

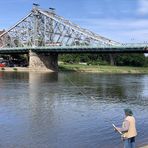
[0,72,148,148]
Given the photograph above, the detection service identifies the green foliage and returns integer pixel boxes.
[115,54,147,67]
[87,60,109,65]
[144,56,148,67]
[59,53,148,67]
[59,53,110,65]
[1,67,5,70]
[59,54,80,63]
[13,68,17,71]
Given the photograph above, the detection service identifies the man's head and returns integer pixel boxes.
[124,108,133,116]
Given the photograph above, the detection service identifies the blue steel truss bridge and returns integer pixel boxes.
[0,5,148,71]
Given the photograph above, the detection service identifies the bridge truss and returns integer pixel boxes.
[0,6,120,48]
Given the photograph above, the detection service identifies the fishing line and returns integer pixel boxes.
[66,75,116,131]
[65,75,96,101]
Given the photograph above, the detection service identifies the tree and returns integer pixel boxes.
[115,53,146,67]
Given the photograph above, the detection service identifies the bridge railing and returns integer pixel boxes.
[121,43,148,47]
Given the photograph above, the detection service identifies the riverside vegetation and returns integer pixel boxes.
[59,64,148,73]
[59,53,148,73]
[0,53,148,73]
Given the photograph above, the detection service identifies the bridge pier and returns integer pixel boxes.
[29,50,58,72]
[109,54,115,65]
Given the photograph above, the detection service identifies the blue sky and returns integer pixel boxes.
[0,0,148,43]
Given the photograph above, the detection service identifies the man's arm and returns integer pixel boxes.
[116,120,130,133]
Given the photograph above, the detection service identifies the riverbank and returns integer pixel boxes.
[0,67,53,72]
[59,64,148,73]
[0,67,28,72]
[0,65,148,73]
[140,146,148,148]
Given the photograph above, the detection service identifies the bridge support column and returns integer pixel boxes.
[109,54,115,66]
[29,50,58,72]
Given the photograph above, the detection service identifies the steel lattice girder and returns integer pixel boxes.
[0,7,120,48]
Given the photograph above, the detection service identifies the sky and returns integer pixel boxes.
[0,0,148,43]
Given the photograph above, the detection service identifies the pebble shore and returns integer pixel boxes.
[0,67,54,72]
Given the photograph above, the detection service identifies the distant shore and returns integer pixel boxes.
[0,64,148,73]
[0,67,53,72]
[140,146,148,148]
[59,64,148,74]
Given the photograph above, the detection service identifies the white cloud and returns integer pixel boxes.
[74,18,148,31]
[73,18,148,42]
[137,0,148,15]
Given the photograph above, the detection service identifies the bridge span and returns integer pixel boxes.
[0,45,148,54]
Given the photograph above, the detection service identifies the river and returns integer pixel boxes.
[0,72,148,148]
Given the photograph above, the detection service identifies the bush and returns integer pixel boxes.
[13,68,17,71]
[144,57,148,67]
[1,67,5,70]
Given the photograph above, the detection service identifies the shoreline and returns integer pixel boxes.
[59,64,148,74]
[0,65,148,73]
[0,67,54,72]
[140,146,148,148]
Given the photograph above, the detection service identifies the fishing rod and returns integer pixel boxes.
[112,124,123,135]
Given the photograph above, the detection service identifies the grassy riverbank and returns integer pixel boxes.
[59,64,148,73]
[0,64,148,73]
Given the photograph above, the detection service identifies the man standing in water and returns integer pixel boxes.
[115,109,137,148]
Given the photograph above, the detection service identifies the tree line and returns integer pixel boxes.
[59,53,148,67]
[1,53,148,67]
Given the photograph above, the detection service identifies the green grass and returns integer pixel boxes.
[59,64,148,73]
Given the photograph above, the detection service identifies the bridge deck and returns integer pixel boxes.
[0,46,147,54]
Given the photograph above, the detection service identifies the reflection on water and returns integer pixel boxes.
[0,72,148,148]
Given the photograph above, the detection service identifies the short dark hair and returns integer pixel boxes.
[124,109,133,116]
